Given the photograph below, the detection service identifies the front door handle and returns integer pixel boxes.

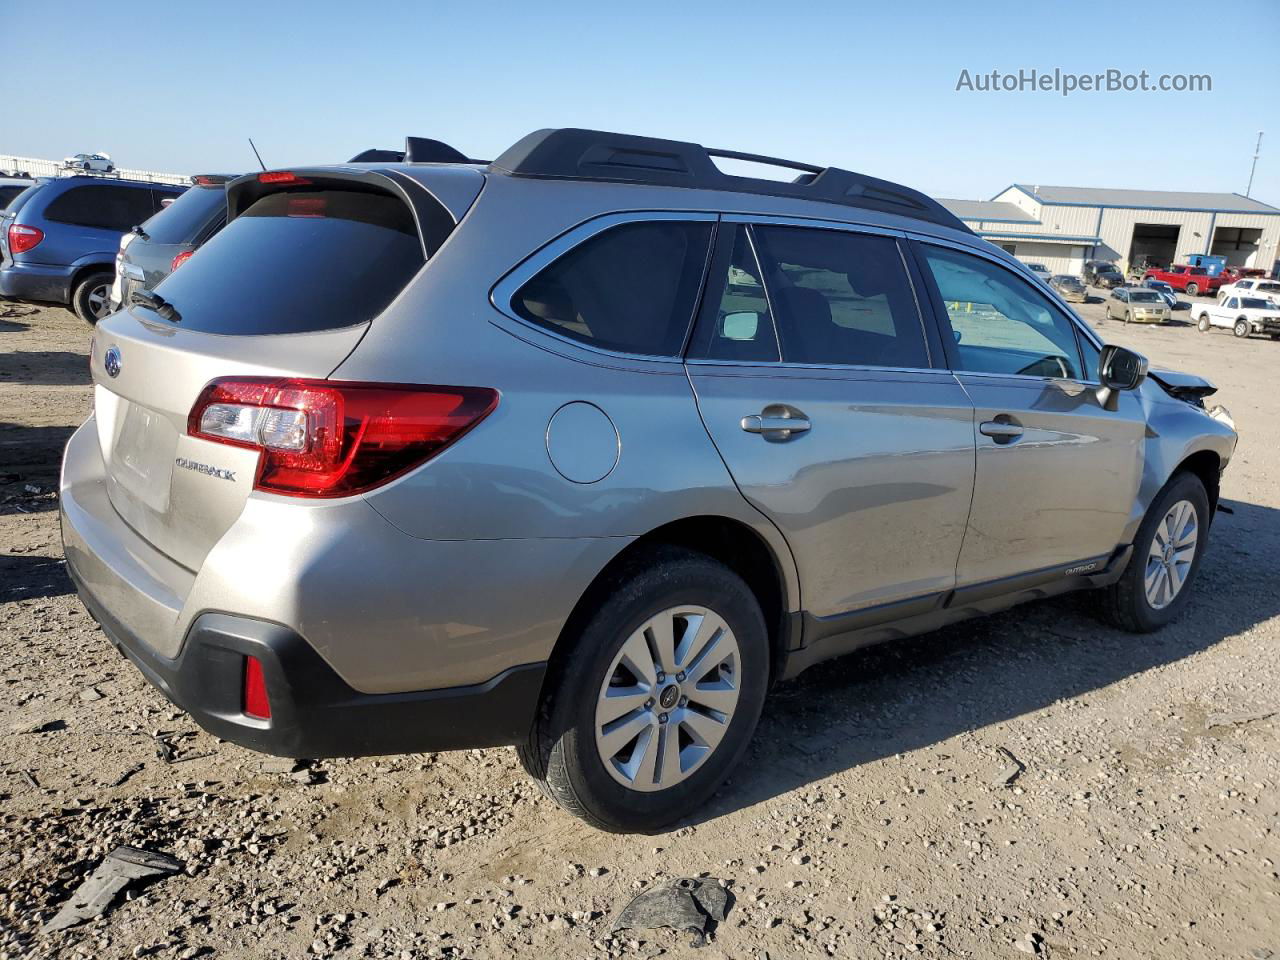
[979,419,1024,443]
[741,406,811,441]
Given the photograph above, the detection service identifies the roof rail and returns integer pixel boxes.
[488,128,971,233]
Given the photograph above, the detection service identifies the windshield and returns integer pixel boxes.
[149,186,425,334]
[1130,291,1161,302]
[1241,298,1272,310]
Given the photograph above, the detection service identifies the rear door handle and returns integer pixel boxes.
[979,420,1024,443]
[741,409,811,440]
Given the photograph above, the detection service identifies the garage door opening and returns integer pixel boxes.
[1210,227,1263,267]
[1128,224,1181,272]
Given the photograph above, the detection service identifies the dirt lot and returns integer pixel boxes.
[1,295,1277,960]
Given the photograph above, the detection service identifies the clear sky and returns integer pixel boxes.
[9,0,1279,204]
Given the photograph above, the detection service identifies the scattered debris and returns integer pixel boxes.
[992,746,1025,787]
[9,718,67,735]
[1207,710,1275,730]
[43,846,183,932]
[612,877,731,947]
[79,687,104,702]
[108,763,145,787]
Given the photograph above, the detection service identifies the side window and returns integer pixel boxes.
[918,244,1084,380]
[44,185,154,231]
[152,188,185,214]
[1074,328,1100,381]
[752,226,930,368]
[512,220,712,356]
[695,225,779,362]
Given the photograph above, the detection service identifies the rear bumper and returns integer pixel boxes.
[70,567,545,757]
[0,261,73,303]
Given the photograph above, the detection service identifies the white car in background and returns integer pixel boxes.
[1217,277,1280,305]
[62,152,115,173]
[1194,295,1280,339]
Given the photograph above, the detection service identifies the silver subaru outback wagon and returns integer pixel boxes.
[61,129,1237,832]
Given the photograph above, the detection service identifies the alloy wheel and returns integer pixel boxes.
[86,282,112,321]
[594,606,740,792]
[1144,499,1198,610]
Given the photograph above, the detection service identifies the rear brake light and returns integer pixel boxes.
[188,378,498,498]
[7,224,43,254]
[171,250,193,271]
[243,656,271,720]
[257,171,309,185]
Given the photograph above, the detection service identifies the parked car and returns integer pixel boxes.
[1193,295,1280,339]
[61,128,1237,832]
[0,176,33,210]
[0,175,184,322]
[1217,276,1280,305]
[1219,266,1267,284]
[110,174,235,310]
[1141,278,1180,309]
[1143,264,1226,298]
[62,153,115,173]
[1106,287,1171,324]
[1048,274,1087,302]
[1093,266,1125,289]
[1083,259,1118,284]
[1020,261,1052,283]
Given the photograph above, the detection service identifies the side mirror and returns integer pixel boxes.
[721,311,759,341]
[1096,344,1148,410]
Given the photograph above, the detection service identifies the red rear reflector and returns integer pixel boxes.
[257,171,309,185]
[188,378,499,498]
[243,656,271,719]
[7,224,44,254]
[170,250,193,271]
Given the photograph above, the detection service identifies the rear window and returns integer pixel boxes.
[513,220,712,356]
[2,182,47,218]
[0,185,27,209]
[140,185,227,244]
[44,184,157,231]
[150,187,425,335]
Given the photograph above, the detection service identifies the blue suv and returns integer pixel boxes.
[0,176,184,323]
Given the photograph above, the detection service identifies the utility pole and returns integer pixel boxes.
[1246,130,1263,197]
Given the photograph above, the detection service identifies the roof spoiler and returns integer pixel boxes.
[347,137,478,165]
[488,128,972,233]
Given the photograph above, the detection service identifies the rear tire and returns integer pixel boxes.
[1096,472,1209,633]
[1233,319,1249,338]
[518,546,770,832]
[1197,314,1210,332]
[1186,282,1200,297]
[71,271,114,325]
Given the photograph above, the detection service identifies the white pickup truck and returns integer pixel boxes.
[1193,294,1280,339]
[1217,277,1280,305]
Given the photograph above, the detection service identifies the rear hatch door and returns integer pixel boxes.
[92,170,461,570]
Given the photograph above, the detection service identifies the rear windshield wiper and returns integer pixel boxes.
[130,289,181,324]
[130,224,149,240]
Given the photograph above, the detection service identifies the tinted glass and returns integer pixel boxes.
[698,225,778,362]
[44,184,155,231]
[1241,298,1269,309]
[149,188,424,335]
[1129,291,1161,302]
[0,186,26,209]
[920,244,1084,380]
[140,185,226,244]
[1,182,45,218]
[753,227,929,368]
[513,221,712,356]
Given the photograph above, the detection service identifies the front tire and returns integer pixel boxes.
[1097,472,1209,633]
[71,271,114,324]
[1197,314,1211,332]
[518,547,769,832]
[1234,319,1250,338]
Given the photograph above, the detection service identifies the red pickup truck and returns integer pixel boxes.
[1142,264,1226,297]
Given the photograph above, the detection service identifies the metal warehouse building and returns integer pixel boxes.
[939,186,1280,277]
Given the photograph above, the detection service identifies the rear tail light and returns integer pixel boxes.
[188,378,498,498]
[243,656,271,719]
[170,250,193,271]
[7,224,44,254]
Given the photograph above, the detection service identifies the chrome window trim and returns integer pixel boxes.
[488,210,719,366]
[907,230,1106,384]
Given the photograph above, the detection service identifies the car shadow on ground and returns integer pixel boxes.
[693,498,1280,825]
[0,351,92,387]
[0,554,73,603]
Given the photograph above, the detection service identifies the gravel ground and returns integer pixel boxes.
[1,294,1277,960]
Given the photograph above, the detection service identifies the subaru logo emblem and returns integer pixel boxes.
[104,345,122,378]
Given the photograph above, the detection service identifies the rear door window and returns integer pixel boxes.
[513,220,713,356]
[692,224,779,362]
[44,185,156,231]
[149,187,426,335]
[751,226,931,368]
[140,186,226,244]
